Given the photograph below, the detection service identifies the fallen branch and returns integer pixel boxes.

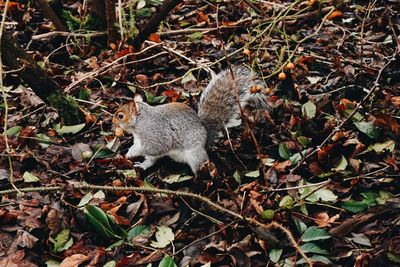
[0,183,313,266]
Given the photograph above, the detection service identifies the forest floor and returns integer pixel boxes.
[0,0,400,266]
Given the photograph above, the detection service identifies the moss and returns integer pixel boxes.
[46,92,84,125]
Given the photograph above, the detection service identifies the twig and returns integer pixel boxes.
[0,0,20,193]
[63,43,163,92]
[289,50,398,174]
[31,31,107,40]
[0,183,312,266]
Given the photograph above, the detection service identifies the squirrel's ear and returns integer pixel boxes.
[134,94,143,103]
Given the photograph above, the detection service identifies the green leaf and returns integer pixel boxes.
[354,121,380,139]
[6,126,22,136]
[279,143,292,160]
[103,260,117,267]
[79,88,91,100]
[136,8,152,18]
[332,155,348,171]
[84,205,125,239]
[158,255,177,267]
[54,123,85,135]
[150,225,175,248]
[343,109,364,122]
[300,242,329,255]
[387,252,400,263]
[342,199,370,213]
[261,209,275,220]
[301,226,331,242]
[45,260,61,267]
[294,220,307,234]
[233,170,241,184]
[279,195,295,209]
[297,255,332,265]
[105,240,124,251]
[244,170,260,178]
[350,233,372,247]
[127,225,150,241]
[269,248,283,263]
[93,148,115,159]
[117,169,137,179]
[368,140,395,154]
[52,229,73,252]
[300,203,308,215]
[301,186,338,203]
[297,136,311,147]
[78,192,93,207]
[302,101,317,119]
[163,174,194,184]
[23,171,40,183]
[35,133,52,149]
[188,32,203,41]
[181,71,197,84]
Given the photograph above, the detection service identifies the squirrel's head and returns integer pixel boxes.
[112,95,143,135]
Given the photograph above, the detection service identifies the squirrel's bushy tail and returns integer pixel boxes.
[198,66,269,145]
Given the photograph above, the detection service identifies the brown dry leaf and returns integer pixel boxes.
[273,160,291,172]
[148,33,161,43]
[309,162,323,176]
[331,131,349,142]
[391,96,400,107]
[196,11,210,24]
[136,74,149,87]
[373,113,399,134]
[46,209,60,234]
[0,250,36,267]
[317,144,335,163]
[16,230,38,248]
[60,254,90,267]
[336,98,356,111]
[328,10,343,20]
[162,89,181,102]
[314,212,340,227]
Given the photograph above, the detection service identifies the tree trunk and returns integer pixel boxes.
[1,30,83,125]
[105,0,118,44]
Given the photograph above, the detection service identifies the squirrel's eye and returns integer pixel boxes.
[117,113,125,120]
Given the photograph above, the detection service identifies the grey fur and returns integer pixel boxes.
[198,66,267,144]
[117,66,268,174]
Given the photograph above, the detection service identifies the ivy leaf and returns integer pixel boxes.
[150,226,174,248]
[302,101,317,119]
[332,155,348,171]
[6,126,22,136]
[354,121,380,139]
[52,229,73,252]
[368,140,395,154]
[158,255,177,267]
[269,248,283,263]
[300,242,329,255]
[54,123,85,135]
[279,143,292,160]
[244,170,260,178]
[181,71,197,84]
[23,171,40,183]
[301,226,331,242]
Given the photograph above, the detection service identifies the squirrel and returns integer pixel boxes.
[112,66,268,174]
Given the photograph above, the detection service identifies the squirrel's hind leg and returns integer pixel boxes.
[134,156,160,170]
[186,148,209,174]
